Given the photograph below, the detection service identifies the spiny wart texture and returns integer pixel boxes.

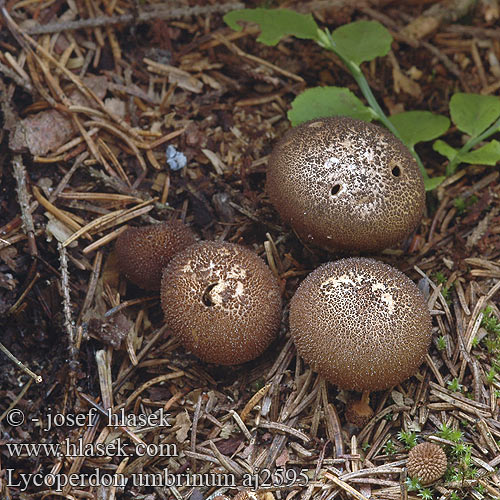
[407,442,448,484]
[289,257,432,391]
[266,116,425,252]
[116,221,196,290]
[161,241,282,365]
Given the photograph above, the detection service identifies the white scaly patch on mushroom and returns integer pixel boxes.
[321,271,396,314]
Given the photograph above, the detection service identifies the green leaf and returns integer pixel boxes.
[424,176,445,191]
[388,111,450,148]
[434,138,500,167]
[459,140,500,165]
[433,140,458,162]
[450,93,500,137]
[288,87,375,126]
[330,21,392,66]
[223,8,319,46]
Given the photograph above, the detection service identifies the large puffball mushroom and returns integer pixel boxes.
[160,241,282,365]
[116,221,196,291]
[289,257,432,392]
[266,116,425,252]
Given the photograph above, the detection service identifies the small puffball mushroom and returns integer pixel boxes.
[160,241,282,365]
[116,221,196,290]
[289,257,432,392]
[407,442,448,485]
[345,393,374,428]
[266,116,425,252]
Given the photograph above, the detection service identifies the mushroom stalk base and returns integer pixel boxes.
[345,391,374,428]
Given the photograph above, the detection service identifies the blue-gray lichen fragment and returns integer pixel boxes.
[166,145,187,171]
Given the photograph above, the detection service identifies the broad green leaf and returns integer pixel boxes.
[388,111,450,148]
[459,140,500,165]
[223,8,319,46]
[450,93,500,137]
[433,140,458,162]
[425,176,445,191]
[288,87,375,126]
[330,21,392,66]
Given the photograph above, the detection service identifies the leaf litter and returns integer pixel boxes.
[0,1,500,499]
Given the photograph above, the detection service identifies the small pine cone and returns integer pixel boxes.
[407,442,447,485]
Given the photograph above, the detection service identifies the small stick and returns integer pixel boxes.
[0,60,33,92]
[0,342,42,383]
[77,251,103,325]
[82,225,127,254]
[240,383,271,422]
[49,152,89,202]
[264,240,278,277]
[208,440,245,477]
[123,371,185,409]
[8,271,40,315]
[191,394,203,471]
[83,119,147,170]
[470,39,488,90]
[77,392,146,446]
[96,348,114,410]
[12,155,37,256]
[0,378,35,423]
[58,243,77,364]
[214,33,305,83]
[324,473,372,500]
[32,185,89,236]
[146,127,186,150]
[24,3,245,35]
[230,410,252,441]
[62,198,156,247]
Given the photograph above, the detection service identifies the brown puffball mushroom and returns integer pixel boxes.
[160,241,282,365]
[266,116,425,252]
[290,257,432,412]
[116,221,196,290]
[345,392,374,428]
[407,442,448,485]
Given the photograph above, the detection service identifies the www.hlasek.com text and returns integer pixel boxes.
[7,437,177,458]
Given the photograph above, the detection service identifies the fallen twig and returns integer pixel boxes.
[0,342,42,383]
[24,3,245,35]
[12,155,37,256]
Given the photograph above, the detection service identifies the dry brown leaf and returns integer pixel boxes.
[175,411,191,442]
[275,447,289,466]
[87,313,134,349]
[401,16,439,39]
[392,67,422,97]
[104,97,126,118]
[9,75,108,155]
